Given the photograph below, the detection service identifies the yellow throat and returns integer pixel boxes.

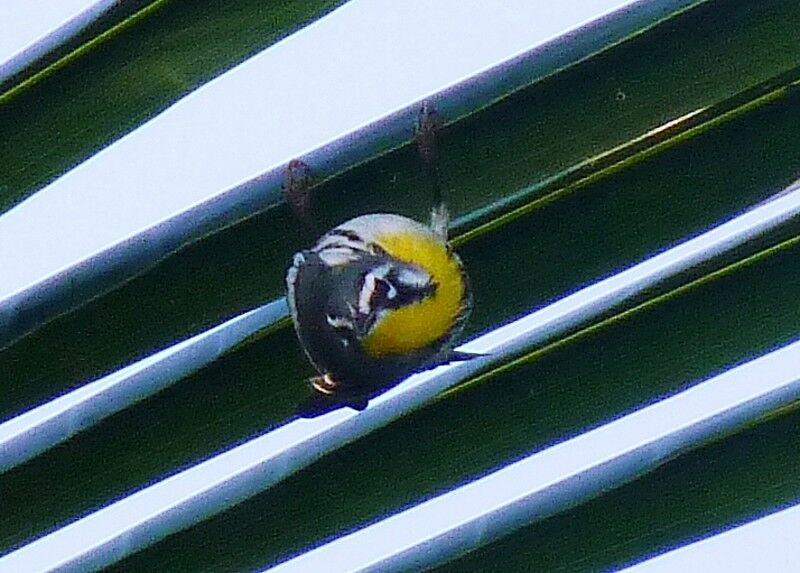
[362,229,465,357]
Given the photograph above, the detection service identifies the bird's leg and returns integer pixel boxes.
[283,158,315,227]
[415,101,450,239]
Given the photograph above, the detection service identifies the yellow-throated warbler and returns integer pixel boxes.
[287,208,471,414]
[286,104,473,415]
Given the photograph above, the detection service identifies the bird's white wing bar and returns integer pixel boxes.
[1,182,798,572]
[0,0,708,347]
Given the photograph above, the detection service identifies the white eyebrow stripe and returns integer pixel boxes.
[359,273,377,315]
[396,267,430,288]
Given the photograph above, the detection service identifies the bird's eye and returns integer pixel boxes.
[359,265,434,319]
[372,276,397,303]
[390,266,436,305]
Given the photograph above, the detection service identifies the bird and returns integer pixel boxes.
[285,103,474,416]
[286,209,472,415]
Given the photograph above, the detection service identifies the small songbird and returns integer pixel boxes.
[286,208,472,415]
[286,102,473,416]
